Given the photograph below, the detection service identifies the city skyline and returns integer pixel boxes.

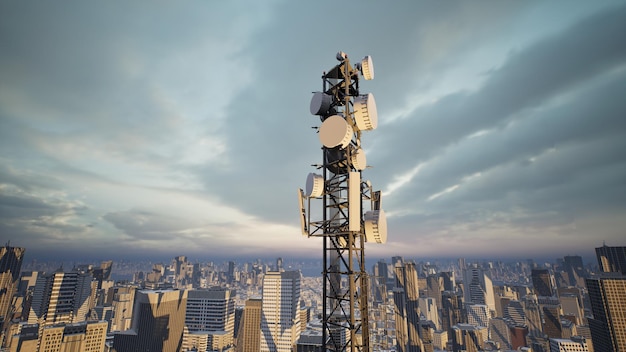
[1,1,625,261]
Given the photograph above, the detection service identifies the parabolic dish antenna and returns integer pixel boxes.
[353,93,377,131]
[361,55,374,80]
[310,92,333,116]
[305,173,324,198]
[319,115,353,149]
[364,209,387,244]
[350,148,367,170]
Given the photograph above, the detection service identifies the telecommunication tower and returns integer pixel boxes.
[298,52,387,351]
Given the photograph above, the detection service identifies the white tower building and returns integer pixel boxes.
[463,265,496,314]
[261,271,302,352]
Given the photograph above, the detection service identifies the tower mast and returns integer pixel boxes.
[299,52,387,352]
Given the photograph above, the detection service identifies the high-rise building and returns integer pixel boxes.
[237,298,262,352]
[522,294,543,338]
[504,300,526,327]
[440,271,455,292]
[113,289,188,352]
[183,288,236,350]
[532,269,555,297]
[372,260,388,303]
[394,262,422,352]
[586,274,626,351]
[0,245,25,327]
[38,321,107,352]
[562,255,586,287]
[489,317,512,350]
[260,271,301,352]
[549,336,589,352]
[187,289,236,334]
[441,291,464,335]
[28,270,94,325]
[595,244,626,275]
[541,301,563,339]
[110,286,136,332]
[466,304,489,328]
[418,297,440,330]
[559,294,584,326]
[462,265,496,314]
[452,324,487,352]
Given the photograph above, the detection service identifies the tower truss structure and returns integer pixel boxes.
[299,52,387,352]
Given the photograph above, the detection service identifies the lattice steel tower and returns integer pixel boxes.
[298,52,387,352]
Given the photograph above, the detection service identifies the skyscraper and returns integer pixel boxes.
[531,269,555,297]
[462,265,496,314]
[260,271,301,352]
[394,262,422,352]
[28,270,93,325]
[466,304,489,328]
[237,298,262,352]
[0,245,25,327]
[586,274,626,351]
[441,291,464,335]
[522,294,543,338]
[113,289,188,352]
[489,317,512,350]
[183,288,236,350]
[595,244,626,275]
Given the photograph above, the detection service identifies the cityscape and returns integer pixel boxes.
[0,243,625,351]
[2,1,626,352]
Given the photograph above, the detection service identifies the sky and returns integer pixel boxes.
[1,1,625,263]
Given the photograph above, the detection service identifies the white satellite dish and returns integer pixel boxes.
[310,92,332,116]
[361,55,374,80]
[353,93,377,131]
[350,148,367,170]
[364,209,387,244]
[305,173,324,198]
[319,115,353,149]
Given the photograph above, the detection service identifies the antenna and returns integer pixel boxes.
[298,52,387,352]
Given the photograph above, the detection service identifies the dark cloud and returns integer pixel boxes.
[103,209,193,241]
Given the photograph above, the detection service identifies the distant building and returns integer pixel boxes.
[540,298,563,339]
[595,244,626,275]
[586,274,626,351]
[549,336,589,352]
[183,288,236,350]
[504,300,526,327]
[260,271,302,352]
[522,294,543,338]
[462,265,496,314]
[39,321,107,352]
[531,269,555,297]
[394,262,422,352]
[28,270,94,325]
[8,321,107,352]
[466,304,489,328]
[113,289,187,352]
[452,324,488,352]
[237,298,262,352]
[489,317,512,350]
[0,245,25,327]
[441,291,464,335]
[418,297,440,330]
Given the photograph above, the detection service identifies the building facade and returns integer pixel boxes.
[260,271,302,352]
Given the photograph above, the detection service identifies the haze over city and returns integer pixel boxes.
[1,1,625,262]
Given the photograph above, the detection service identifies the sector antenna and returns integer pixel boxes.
[298,52,387,352]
